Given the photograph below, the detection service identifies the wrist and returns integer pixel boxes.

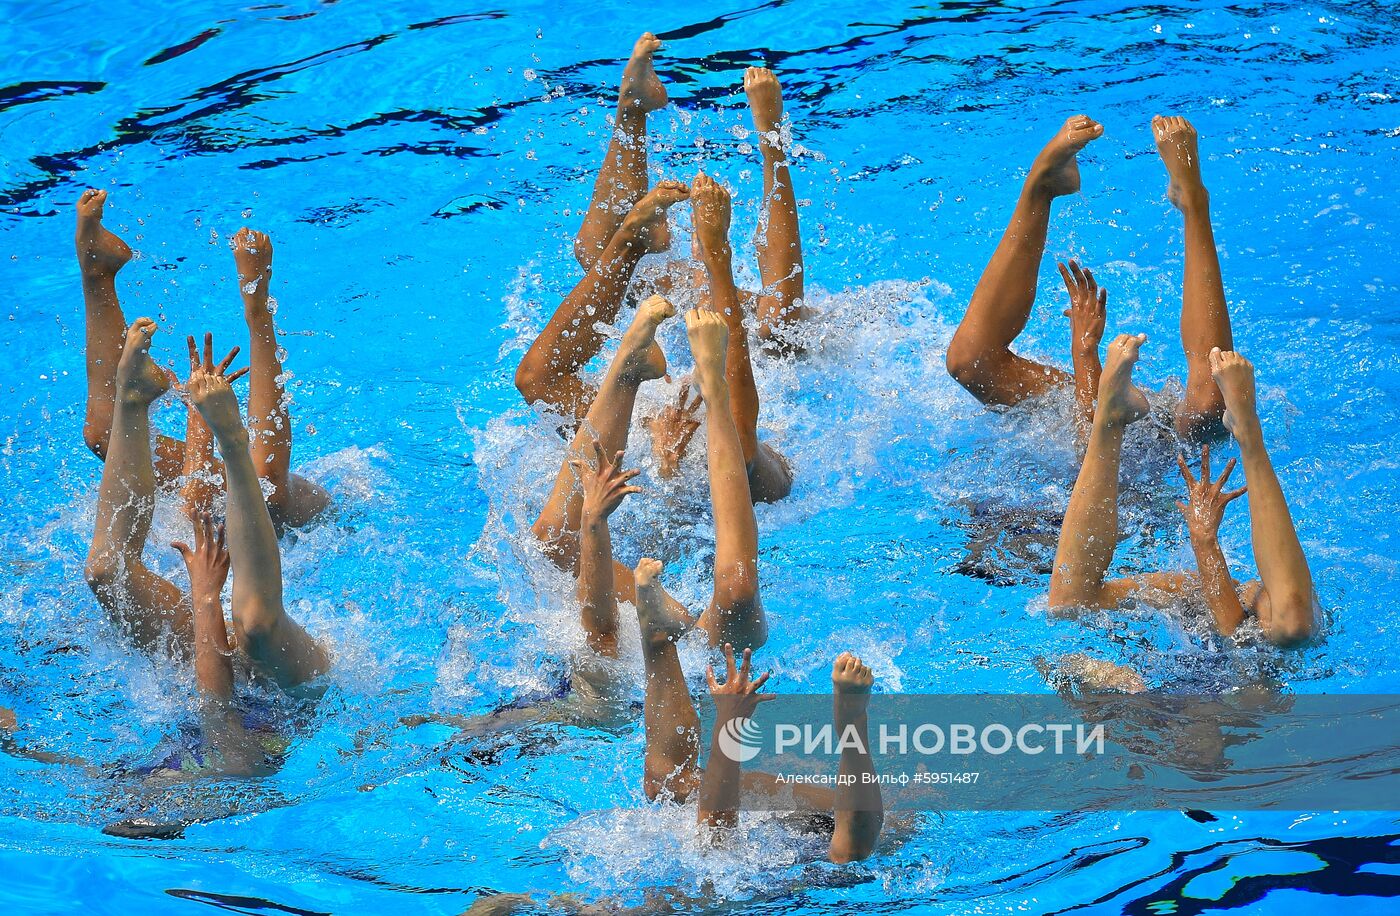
[192,591,224,611]
[1188,529,1220,548]
[702,245,734,269]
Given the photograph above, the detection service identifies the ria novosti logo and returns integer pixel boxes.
[716,716,764,762]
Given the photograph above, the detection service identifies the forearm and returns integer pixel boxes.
[1070,350,1101,434]
[192,594,235,701]
[697,713,743,828]
[1188,533,1246,636]
[181,406,219,518]
[830,705,882,862]
[577,515,619,654]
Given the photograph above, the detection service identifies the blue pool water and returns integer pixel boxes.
[3,0,1400,912]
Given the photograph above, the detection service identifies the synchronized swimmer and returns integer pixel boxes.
[2,28,1319,885]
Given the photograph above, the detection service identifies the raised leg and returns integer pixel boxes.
[686,309,767,650]
[573,32,670,272]
[232,228,331,530]
[946,116,1103,406]
[1211,349,1315,646]
[692,171,793,502]
[1155,116,1235,442]
[828,653,882,863]
[187,334,327,688]
[530,295,672,569]
[75,190,185,481]
[743,67,809,342]
[84,319,191,654]
[515,183,689,420]
[1047,333,1149,612]
[635,558,701,802]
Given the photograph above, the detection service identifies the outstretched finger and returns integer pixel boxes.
[216,522,227,552]
[202,332,214,373]
[706,664,719,692]
[170,541,192,559]
[1200,442,1212,482]
[187,335,200,372]
[1176,452,1196,487]
[1214,457,1238,490]
[723,643,737,681]
[1174,499,1189,514]
[227,367,250,384]
[217,345,241,374]
[1056,261,1075,292]
[1222,485,1248,504]
[684,387,703,415]
[751,670,771,693]
[620,485,644,499]
[739,647,753,683]
[1069,260,1087,288]
[1096,287,1107,313]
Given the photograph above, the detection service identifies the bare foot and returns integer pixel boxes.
[231,227,274,302]
[75,189,133,277]
[684,308,729,398]
[743,67,784,138]
[690,171,732,263]
[620,32,667,114]
[1029,115,1104,198]
[1152,115,1207,212]
[617,295,675,383]
[1209,347,1259,439]
[620,179,690,255]
[635,558,690,645]
[115,318,171,406]
[1096,333,1150,427]
[832,652,874,724]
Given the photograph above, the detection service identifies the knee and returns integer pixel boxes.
[1263,593,1317,648]
[713,566,760,620]
[84,552,120,594]
[945,336,991,392]
[233,600,283,643]
[514,358,546,406]
[82,424,108,461]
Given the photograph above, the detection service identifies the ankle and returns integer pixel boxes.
[80,265,117,284]
[614,103,646,128]
[699,378,730,407]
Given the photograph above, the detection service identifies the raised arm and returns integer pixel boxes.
[1057,260,1106,436]
[570,438,643,657]
[187,333,327,688]
[697,644,772,829]
[1175,444,1249,636]
[171,510,236,703]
